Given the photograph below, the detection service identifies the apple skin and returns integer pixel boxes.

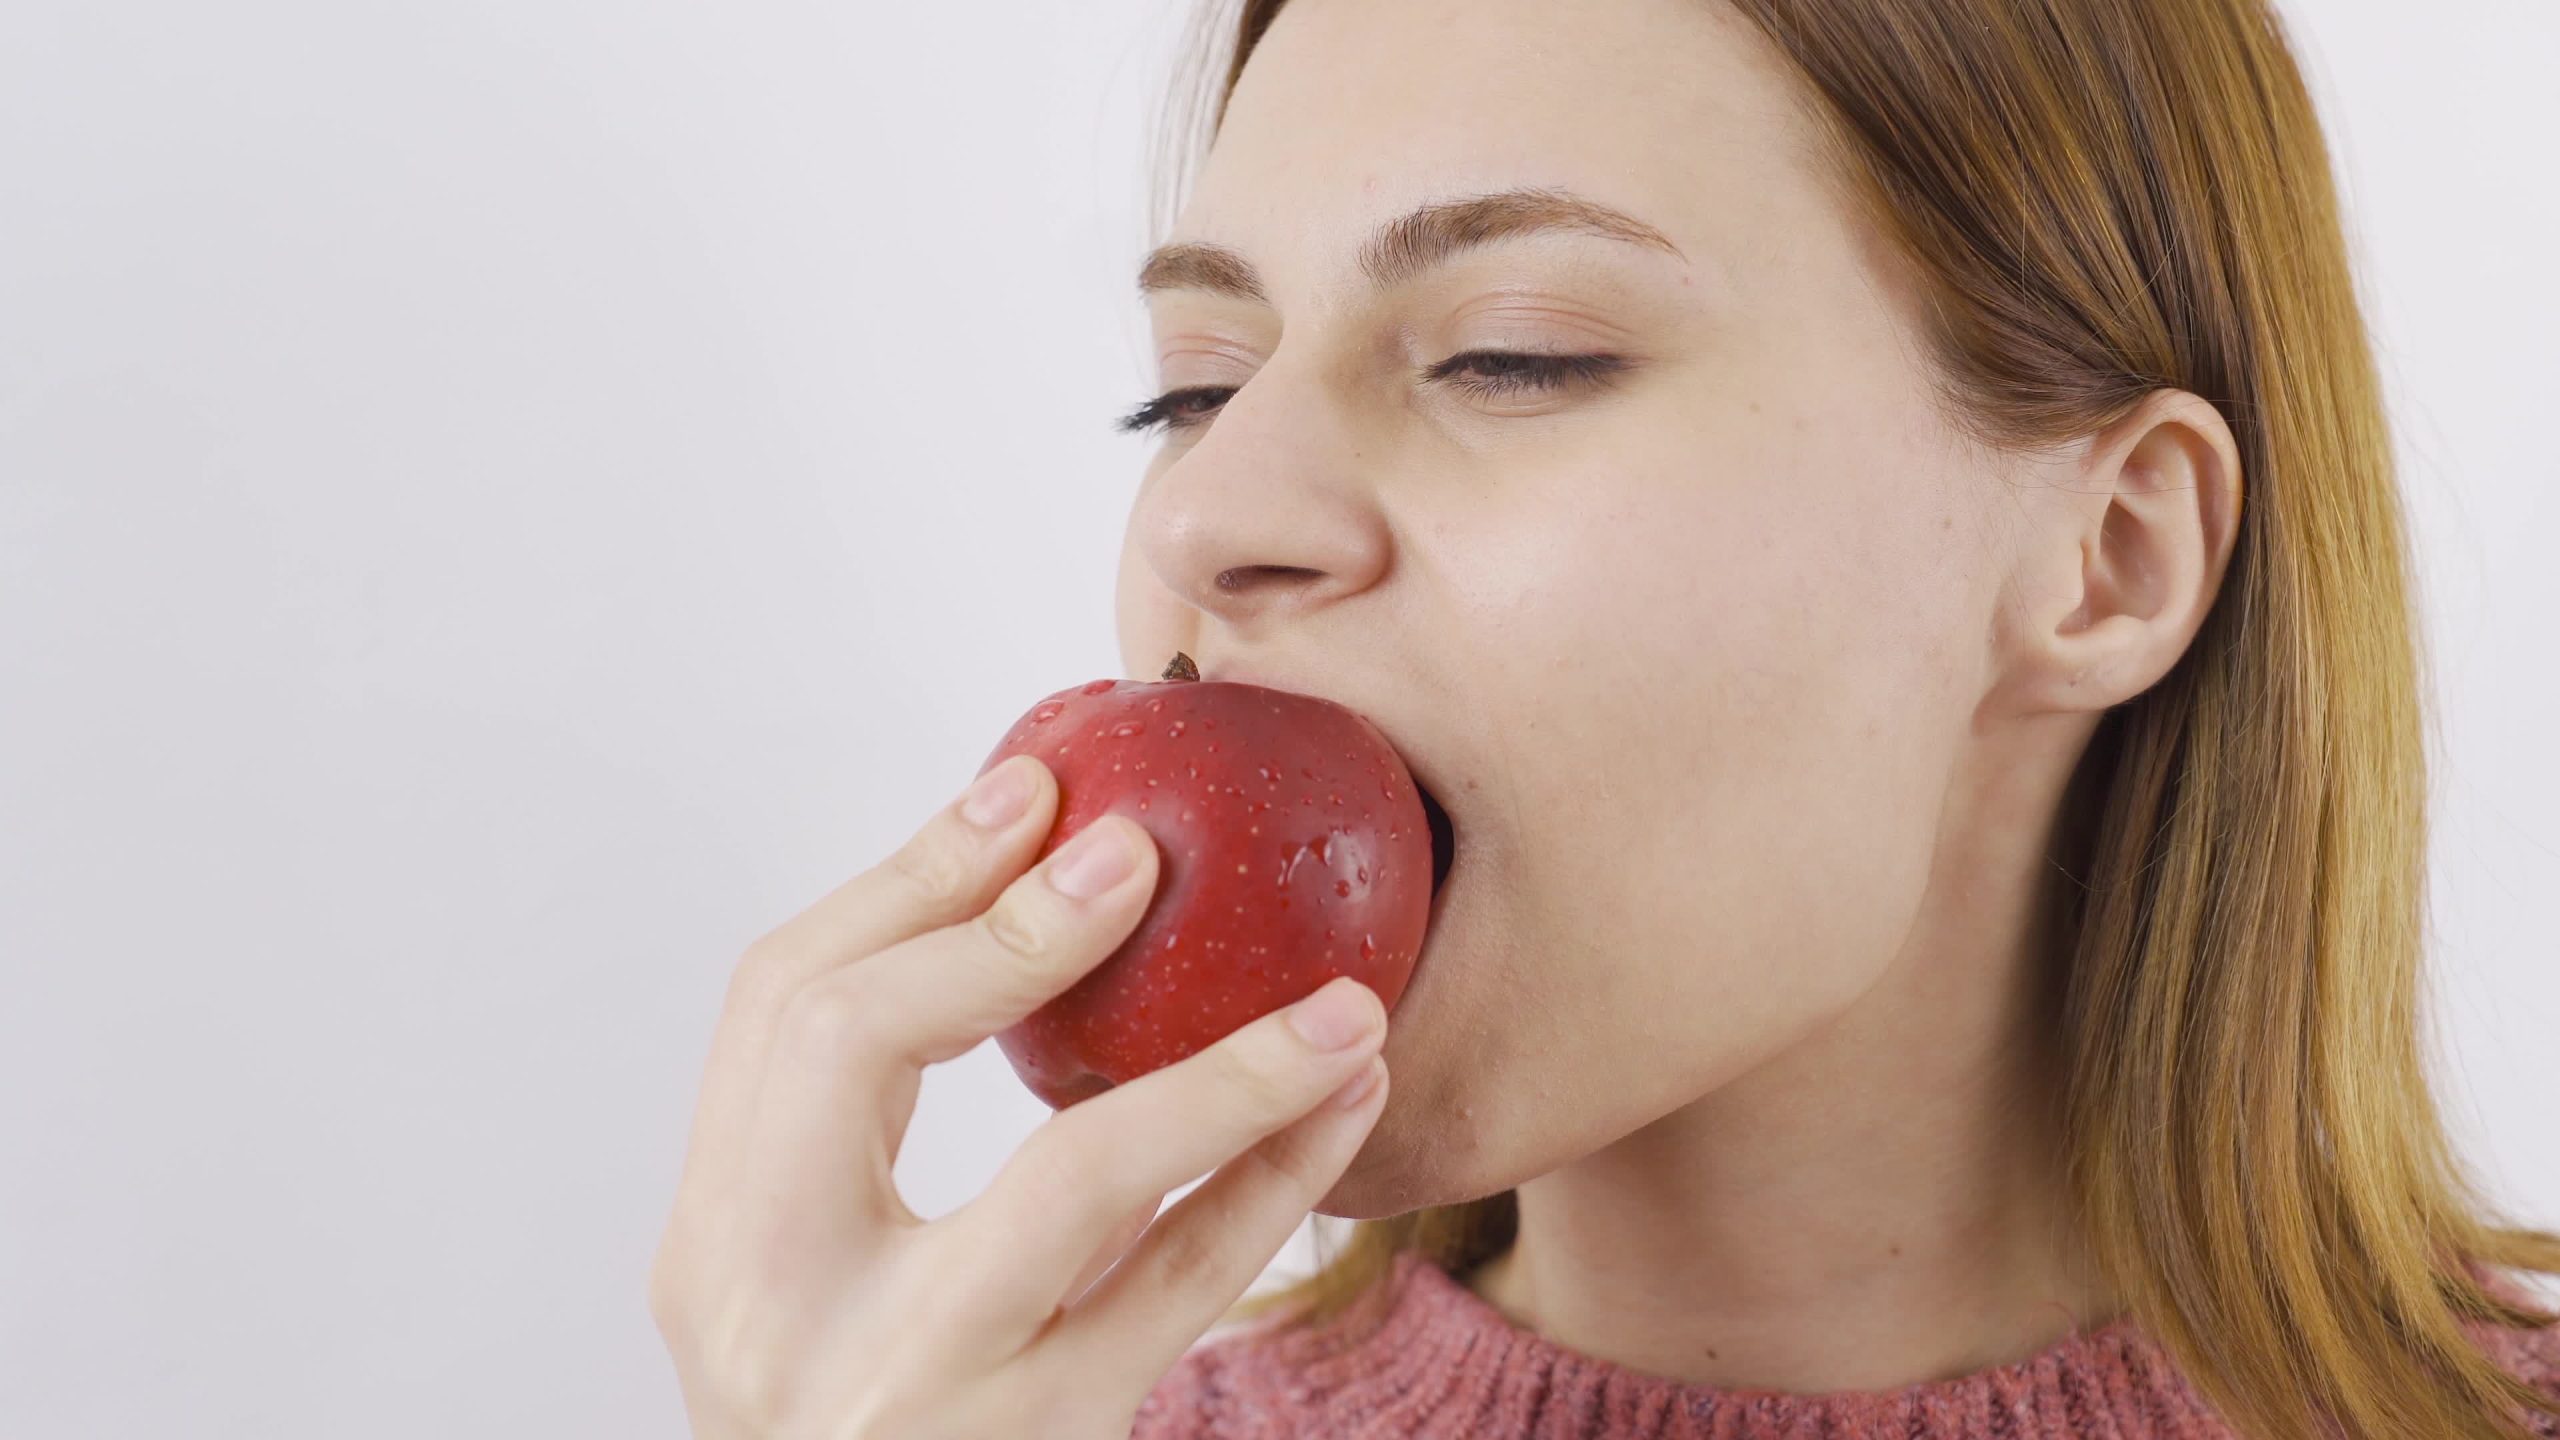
[978,656,1431,1109]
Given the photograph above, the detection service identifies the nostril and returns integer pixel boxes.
[1216,565,1320,593]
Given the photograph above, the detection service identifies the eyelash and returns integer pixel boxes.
[1113,350,1629,437]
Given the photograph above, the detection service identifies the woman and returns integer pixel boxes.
[646,0,2560,1435]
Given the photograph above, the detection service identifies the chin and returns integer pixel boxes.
[1313,1165,1512,1223]
[1307,1094,1503,1220]
[1310,1174,1405,1222]
[1305,1123,1419,1220]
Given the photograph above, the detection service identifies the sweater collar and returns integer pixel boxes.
[1250,1250,2232,1437]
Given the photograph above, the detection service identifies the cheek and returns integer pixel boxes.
[1520,445,1957,977]
[1486,382,1978,861]
[1360,395,1986,1197]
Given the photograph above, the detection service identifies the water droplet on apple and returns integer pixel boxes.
[1110,721,1145,739]
[1080,679,1116,695]
[1360,934,1377,961]
[1032,703,1065,724]
[1334,880,1353,897]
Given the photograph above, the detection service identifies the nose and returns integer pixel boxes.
[1127,357,1393,633]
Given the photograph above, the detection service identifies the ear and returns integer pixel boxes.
[1985,388,2245,718]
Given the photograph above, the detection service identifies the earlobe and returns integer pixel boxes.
[1991,390,2244,719]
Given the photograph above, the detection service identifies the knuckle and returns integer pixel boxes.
[1006,1119,1100,1200]
[975,885,1064,968]
[727,938,797,1009]
[646,1245,688,1335]
[1149,1212,1231,1295]
[1216,1034,1316,1120]
[776,974,883,1061]
[694,1301,799,1428]
[880,829,973,910]
[1236,1120,1338,1194]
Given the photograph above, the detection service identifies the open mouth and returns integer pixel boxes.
[1416,779,1457,898]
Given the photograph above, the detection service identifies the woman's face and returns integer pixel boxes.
[1115,0,2042,1215]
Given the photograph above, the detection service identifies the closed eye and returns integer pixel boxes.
[1113,349,1630,437]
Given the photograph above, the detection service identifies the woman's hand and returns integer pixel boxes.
[647,753,1392,1439]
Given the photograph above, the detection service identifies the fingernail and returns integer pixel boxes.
[1049,821,1139,898]
[1287,977,1380,1051]
[961,758,1034,829]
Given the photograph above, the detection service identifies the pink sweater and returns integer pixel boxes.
[1132,1250,2560,1438]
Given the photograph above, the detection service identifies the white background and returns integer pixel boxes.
[2,1,2553,1434]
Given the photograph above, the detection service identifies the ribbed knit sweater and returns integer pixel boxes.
[1131,1250,2560,1438]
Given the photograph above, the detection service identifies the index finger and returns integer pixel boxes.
[727,814,1162,1248]
[675,755,1062,1190]
[743,754,1062,1015]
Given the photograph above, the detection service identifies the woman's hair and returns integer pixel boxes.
[1140,1,2560,1436]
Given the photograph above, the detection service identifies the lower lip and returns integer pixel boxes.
[1393,842,1459,1025]
[1401,780,1459,994]
[1416,826,1459,960]
[1419,784,1456,891]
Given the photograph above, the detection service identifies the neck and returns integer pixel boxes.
[1466,737,2123,1393]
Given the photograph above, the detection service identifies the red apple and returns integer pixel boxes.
[978,651,1435,1109]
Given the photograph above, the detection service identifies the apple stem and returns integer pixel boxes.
[1162,652,1200,682]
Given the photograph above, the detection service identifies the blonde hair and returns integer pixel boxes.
[1136,0,2560,1435]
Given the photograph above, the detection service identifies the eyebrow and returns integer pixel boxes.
[1135,186,1685,304]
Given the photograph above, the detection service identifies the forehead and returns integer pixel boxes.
[1171,0,1834,299]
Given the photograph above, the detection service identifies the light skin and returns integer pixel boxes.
[1115,0,2241,1396]
[650,0,2246,1423]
